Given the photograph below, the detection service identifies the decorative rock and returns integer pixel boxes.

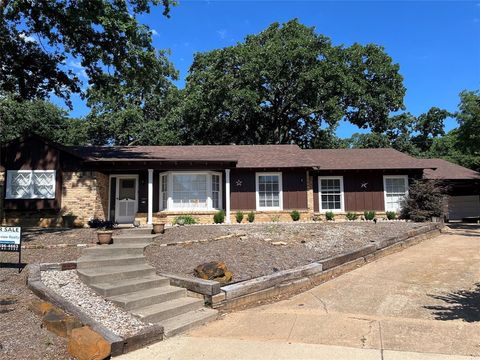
[194,261,233,283]
[28,300,54,317]
[271,241,287,246]
[216,271,233,284]
[42,308,82,338]
[67,326,111,360]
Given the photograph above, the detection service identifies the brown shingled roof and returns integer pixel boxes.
[421,158,480,180]
[305,148,428,170]
[69,144,316,169]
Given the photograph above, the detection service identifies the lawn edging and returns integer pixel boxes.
[212,222,444,310]
[26,262,164,357]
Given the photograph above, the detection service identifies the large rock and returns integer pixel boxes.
[67,326,111,360]
[194,261,233,283]
[29,300,54,317]
[42,308,82,338]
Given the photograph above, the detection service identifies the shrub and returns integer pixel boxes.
[346,212,358,221]
[270,215,280,222]
[175,215,197,225]
[290,210,300,221]
[88,219,116,229]
[325,211,335,221]
[386,211,397,220]
[400,180,445,222]
[213,210,225,224]
[235,211,244,223]
[247,211,255,223]
[364,211,376,221]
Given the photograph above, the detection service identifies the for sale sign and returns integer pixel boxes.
[0,227,21,252]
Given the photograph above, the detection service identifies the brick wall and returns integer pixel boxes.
[61,171,108,226]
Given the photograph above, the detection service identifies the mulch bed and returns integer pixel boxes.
[146,222,421,282]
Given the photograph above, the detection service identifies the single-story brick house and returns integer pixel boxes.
[0,135,478,226]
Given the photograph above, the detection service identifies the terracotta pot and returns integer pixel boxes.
[97,231,113,245]
[152,223,165,234]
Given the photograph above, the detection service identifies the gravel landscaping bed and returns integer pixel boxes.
[0,228,108,360]
[41,270,149,337]
[146,222,421,282]
[0,269,69,360]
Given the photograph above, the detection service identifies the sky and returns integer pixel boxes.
[64,0,480,139]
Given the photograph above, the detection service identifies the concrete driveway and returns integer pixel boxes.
[120,225,480,359]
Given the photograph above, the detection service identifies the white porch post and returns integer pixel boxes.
[147,169,153,225]
[225,169,231,224]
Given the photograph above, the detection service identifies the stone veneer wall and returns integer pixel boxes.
[61,171,109,226]
[306,171,314,213]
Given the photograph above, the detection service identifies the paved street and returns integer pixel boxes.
[121,225,480,359]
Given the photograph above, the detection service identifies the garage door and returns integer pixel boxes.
[448,195,480,220]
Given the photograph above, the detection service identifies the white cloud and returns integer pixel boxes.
[151,29,159,36]
[69,61,88,79]
[19,33,36,43]
[217,29,227,39]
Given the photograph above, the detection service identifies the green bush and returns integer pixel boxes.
[174,215,197,225]
[400,180,445,222]
[247,211,255,223]
[325,211,335,221]
[386,211,397,220]
[290,210,300,221]
[235,211,244,223]
[213,210,225,224]
[270,215,280,222]
[364,211,376,221]
[346,212,358,221]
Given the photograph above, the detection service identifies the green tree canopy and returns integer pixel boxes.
[0,0,174,106]
[0,95,88,144]
[179,19,405,147]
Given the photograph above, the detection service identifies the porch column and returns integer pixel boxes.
[147,169,153,225]
[225,169,231,224]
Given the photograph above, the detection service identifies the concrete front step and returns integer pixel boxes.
[119,227,154,235]
[161,308,218,338]
[113,234,159,241]
[132,297,204,323]
[108,286,187,311]
[77,264,156,284]
[82,244,147,257]
[89,275,171,297]
[77,255,146,269]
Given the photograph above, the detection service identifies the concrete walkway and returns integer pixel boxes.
[120,225,480,359]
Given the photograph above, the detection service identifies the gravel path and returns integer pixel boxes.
[41,270,149,337]
[146,222,421,282]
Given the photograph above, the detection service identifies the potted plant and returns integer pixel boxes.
[152,223,165,234]
[97,227,113,245]
[62,212,77,228]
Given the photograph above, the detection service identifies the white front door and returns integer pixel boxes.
[115,177,138,223]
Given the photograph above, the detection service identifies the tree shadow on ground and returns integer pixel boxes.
[425,284,480,322]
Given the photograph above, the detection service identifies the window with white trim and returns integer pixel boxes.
[159,172,222,211]
[6,170,56,199]
[384,176,408,212]
[212,174,220,209]
[160,174,168,210]
[318,176,344,212]
[256,173,283,210]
